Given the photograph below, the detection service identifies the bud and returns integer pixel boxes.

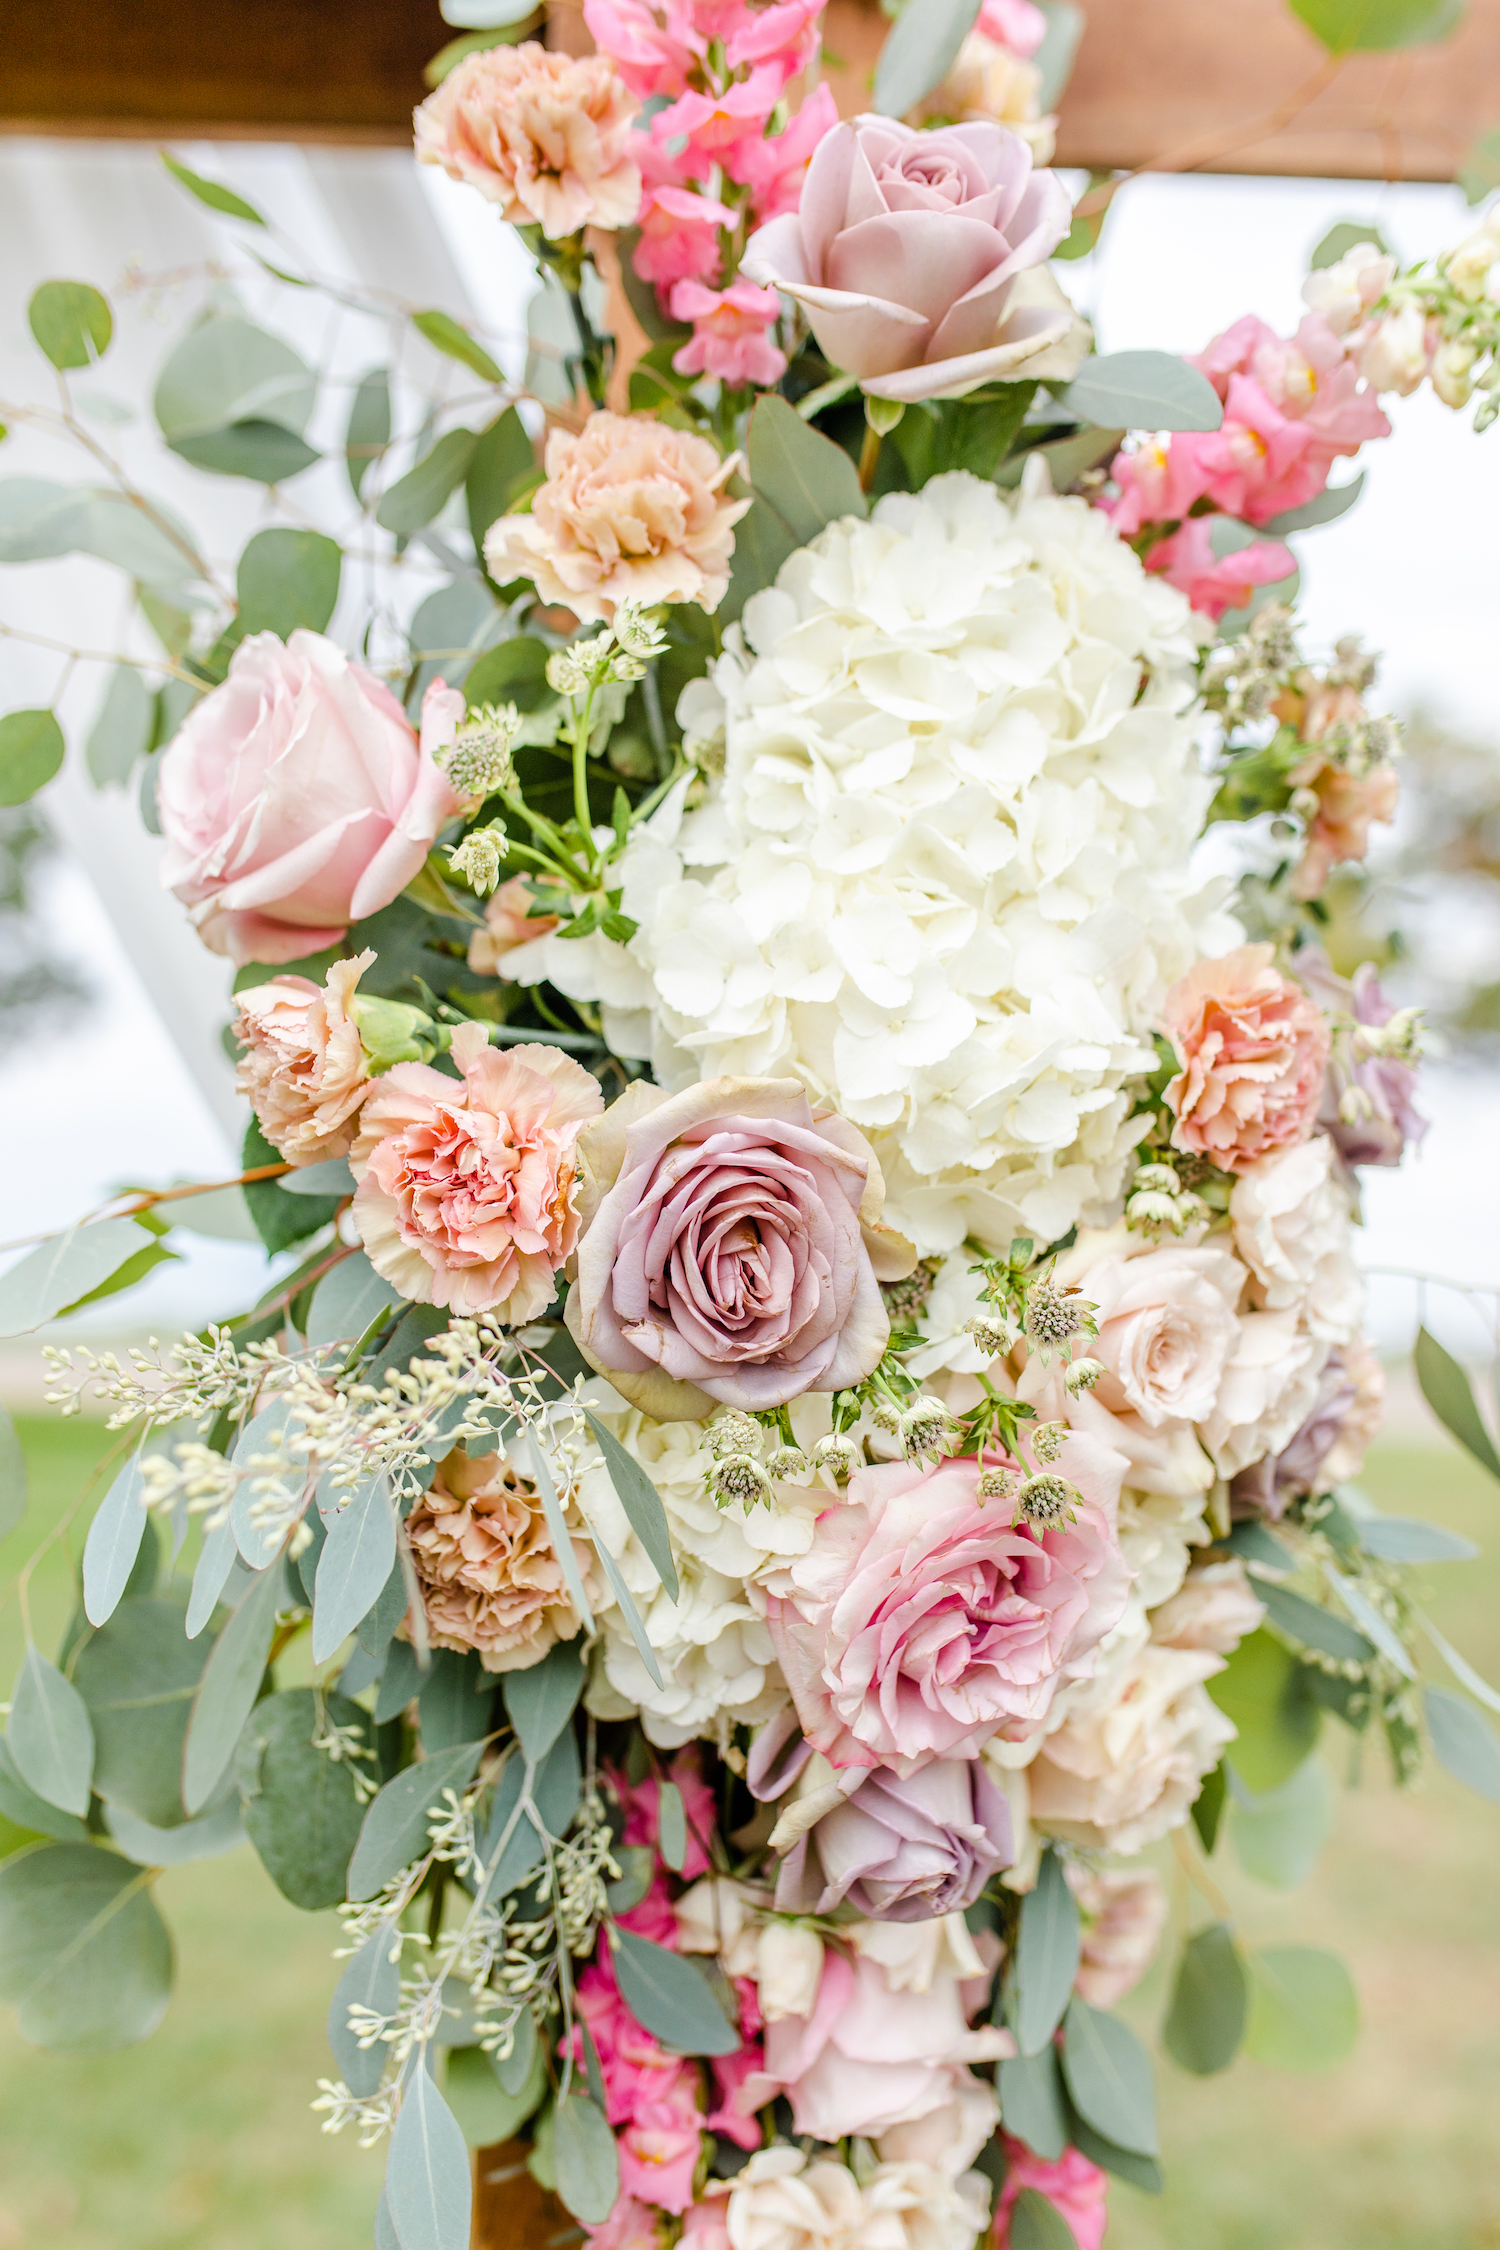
[1031,1419,1068,1466]
[1354,1006,1422,1063]
[1064,1356,1105,1398]
[710,1452,774,1509]
[812,1432,860,1481]
[350,993,438,1072]
[706,1411,762,1461]
[1022,1277,1098,1361]
[1125,1187,1183,1234]
[764,1444,809,1479]
[869,1398,904,1436]
[546,647,593,697]
[447,821,508,896]
[438,704,519,803]
[1339,1083,1376,1127]
[1013,1473,1080,1533]
[1132,1163,1181,1196]
[964,1313,1014,1358]
[611,601,669,663]
[899,1395,957,1464]
[977,1465,1022,1506]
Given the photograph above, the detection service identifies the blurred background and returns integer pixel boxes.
[1,0,1498,2243]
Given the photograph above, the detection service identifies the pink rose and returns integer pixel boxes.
[766,1448,1131,1773]
[750,1947,1006,2144]
[994,2140,1107,2250]
[1162,943,1330,1173]
[678,2203,731,2250]
[619,2065,704,2213]
[776,1756,1013,1923]
[158,631,462,966]
[484,411,749,624]
[568,1076,908,1419]
[742,114,1082,402]
[350,1020,602,1319]
[413,42,641,239]
[233,948,376,1163]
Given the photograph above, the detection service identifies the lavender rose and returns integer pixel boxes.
[741,114,1084,402]
[775,1758,1013,1923]
[566,1076,914,1418]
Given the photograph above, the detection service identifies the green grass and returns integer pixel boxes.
[1,1422,1498,2247]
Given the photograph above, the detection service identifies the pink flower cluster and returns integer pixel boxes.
[1107,312,1391,619]
[584,0,838,386]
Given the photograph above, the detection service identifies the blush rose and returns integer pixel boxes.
[567,1075,913,1419]
[158,633,462,966]
[765,1448,1131,1774]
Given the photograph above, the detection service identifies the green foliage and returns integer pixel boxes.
[345,369,392,502]
[153,316,318,484]
[1228,1756,1335,1888]
[443,2041,544,2146]
[384,2059,471,2250]
[412,309,503,386]
[86,666,154,789]
[723,395,867,620]
[347,1741,487,1900]
[580,1408,679,1599]
[1263,471,1366,534]
[1060,1997,1159,2157]
[1415,1325,1500,1479]
[7,1646,94,1816]
[873,0,983,114]
[1192,1758,1227,1853]
[998,2044,1068,2160]
[501,1639,584,1764]
[466,407,537,560]
[182,1564,283,1814]
[1244,1945,1359,2070]
[1255,1580,1376,1665]
[1290,0,1464,48]
[0,1215,152,1336]
[0,710,64,808]
[1457,125,1500,204]
[1209,1629,1322,1793]
[72,1596,208,1828]
[1164,1924,1248,2075]
[1054,351,1223,433]
[0,1740,89,1842]
[887,386,1036,486]
[1425,1685,1500,1800]
[424,16,544,84]
[548,2091,620,2226]
[1034,0,1086,107]
[312,1480,398,1662]
[1009,2188,1080,2250]
[160,153,267,224]
[81,1453,152,1628]
[0,1843,173,2050]
[235,528,342,640]
[328,1930,400,2095]
[611,1928,741,2056]
[241,1117,342,1251]
[1013,1845,1081,2055]
[236,1689,373,1909]
[28,281,112,371]
[377,428,480,538]
[1310,218,1391,269]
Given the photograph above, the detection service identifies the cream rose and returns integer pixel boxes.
[1230,1134,1364,1344]
[1027,1642,1235,1854]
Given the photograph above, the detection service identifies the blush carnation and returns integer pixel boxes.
[233,948,375,1163]
[350,1021,602,1319]
[402,1445,598,1673]
[765,1447,1131,1773]
[484,411,748,623]
[157,631,462,966]
[413,42,641,238]
[1163,943,1331,1172]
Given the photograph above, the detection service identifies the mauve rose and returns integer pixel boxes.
[766,1448,1131,1775]
[741,114,1083,402]
[158,632,462,966]
[1229,1342,1382,1519]
[776,1757,1012,1923]
[567,1076,914,1419]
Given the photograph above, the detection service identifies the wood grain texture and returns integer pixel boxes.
[471,2139,567,2249]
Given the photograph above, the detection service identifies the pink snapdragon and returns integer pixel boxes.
[994,2140,1108,2250]
[615,1749,718,1879]
[670,277,787,385]
[978,0,1048,52]
[633,168,736,288]
[1142,519,1298,623]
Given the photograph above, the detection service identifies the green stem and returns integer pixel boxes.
[570,684,599,862]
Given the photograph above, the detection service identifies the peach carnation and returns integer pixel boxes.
[350,1020,602,1319]
[233,949,374,1164]
[403,1446,598,1673]
[467,875,560,978]
[1291,756,1399,902]
[413,42,641,240]
[483,411,749,623]
[1162,943,1330,1173]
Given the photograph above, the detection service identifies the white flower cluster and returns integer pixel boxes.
[510,468,1239,1250]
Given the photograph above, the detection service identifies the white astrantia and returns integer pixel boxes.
[507,466,1241,1251]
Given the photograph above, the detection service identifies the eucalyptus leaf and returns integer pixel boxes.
[581,1408,679,1599]
[0,1404,27,1543]
[82,1452,152,1626]
[657,1779,687,1874]
[445,2039,546,2146]
[329,1926,400,2096]
[171,422,320,484]
[997,2043,1068,2160]
[1163,1923,1247,2075]
[161,153,267,224]
[1414,1325,1500,1480]
[386,2058,472,2250]
[749,394,867,546]
[307,1253,403,1347]
[377,429,479,538]
[358,1558,411,1660]
[28,280,112,371]
[182,1563,283,1814]
[1034,0,1086,109]
[0,1218,150,1335]
[279,1157,356,1199]
[236,527,342,639]
[375,1640,424,1726]
[1229,1757,1334,1888]
[611,1928,740,2057]
[242,1117,341,1251]
[467,406,537,557]
[1209,1629,1321,1794]
[104,1797,244,1865]
[481,1755,543,1899]
[237,1687,373,1907]
[154,317,315,444]
[585,1532,661,1688]
[0,1842,173,2050]
[413,310,503,386]
[1322,1563,1415,1677]
[1054,350,1224,433]
[440,0,538,22]
[419,1650,491,1752]
[86,665,154,789]
[1063,2110,1164,2193]
[1289,0,1463,49]
[1009,2188,1079,2250]
[0,710,65,809]
[347,369,392,503]
[550,2091,620,2226]
[523,1432,594,1634]
[347,1740,487,1900]
[0,1741,90,1842]
[73,1595,207,1827]
[187,1515,238,1639]
[7,1648,95,1816]
[1223,1520,1297,1574]
[1255,1580,1375,1665]
[1425,1685,1500,1801]
[502,1638,584,1763]
[1356,1513,1477,1562]
[1244,1945,1358,2071]
[1263,473,1365,534]
[1014,1846,1081,2055]
[230,1398,299,1569]
[873,0,983,115]
[314,1478,398,1662]
[1060,1998,1158,2157]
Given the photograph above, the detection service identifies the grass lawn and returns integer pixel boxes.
[0,1418,1497,2248]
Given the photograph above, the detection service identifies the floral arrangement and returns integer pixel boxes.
[3,5,1500,2249]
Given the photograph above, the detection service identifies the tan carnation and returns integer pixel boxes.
[413,42,640,240]
[484,411,749,624]
[233,948,374,1164]
[402,1445,600,1674]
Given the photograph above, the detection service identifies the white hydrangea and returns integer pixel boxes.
[510,467,1237,1251]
